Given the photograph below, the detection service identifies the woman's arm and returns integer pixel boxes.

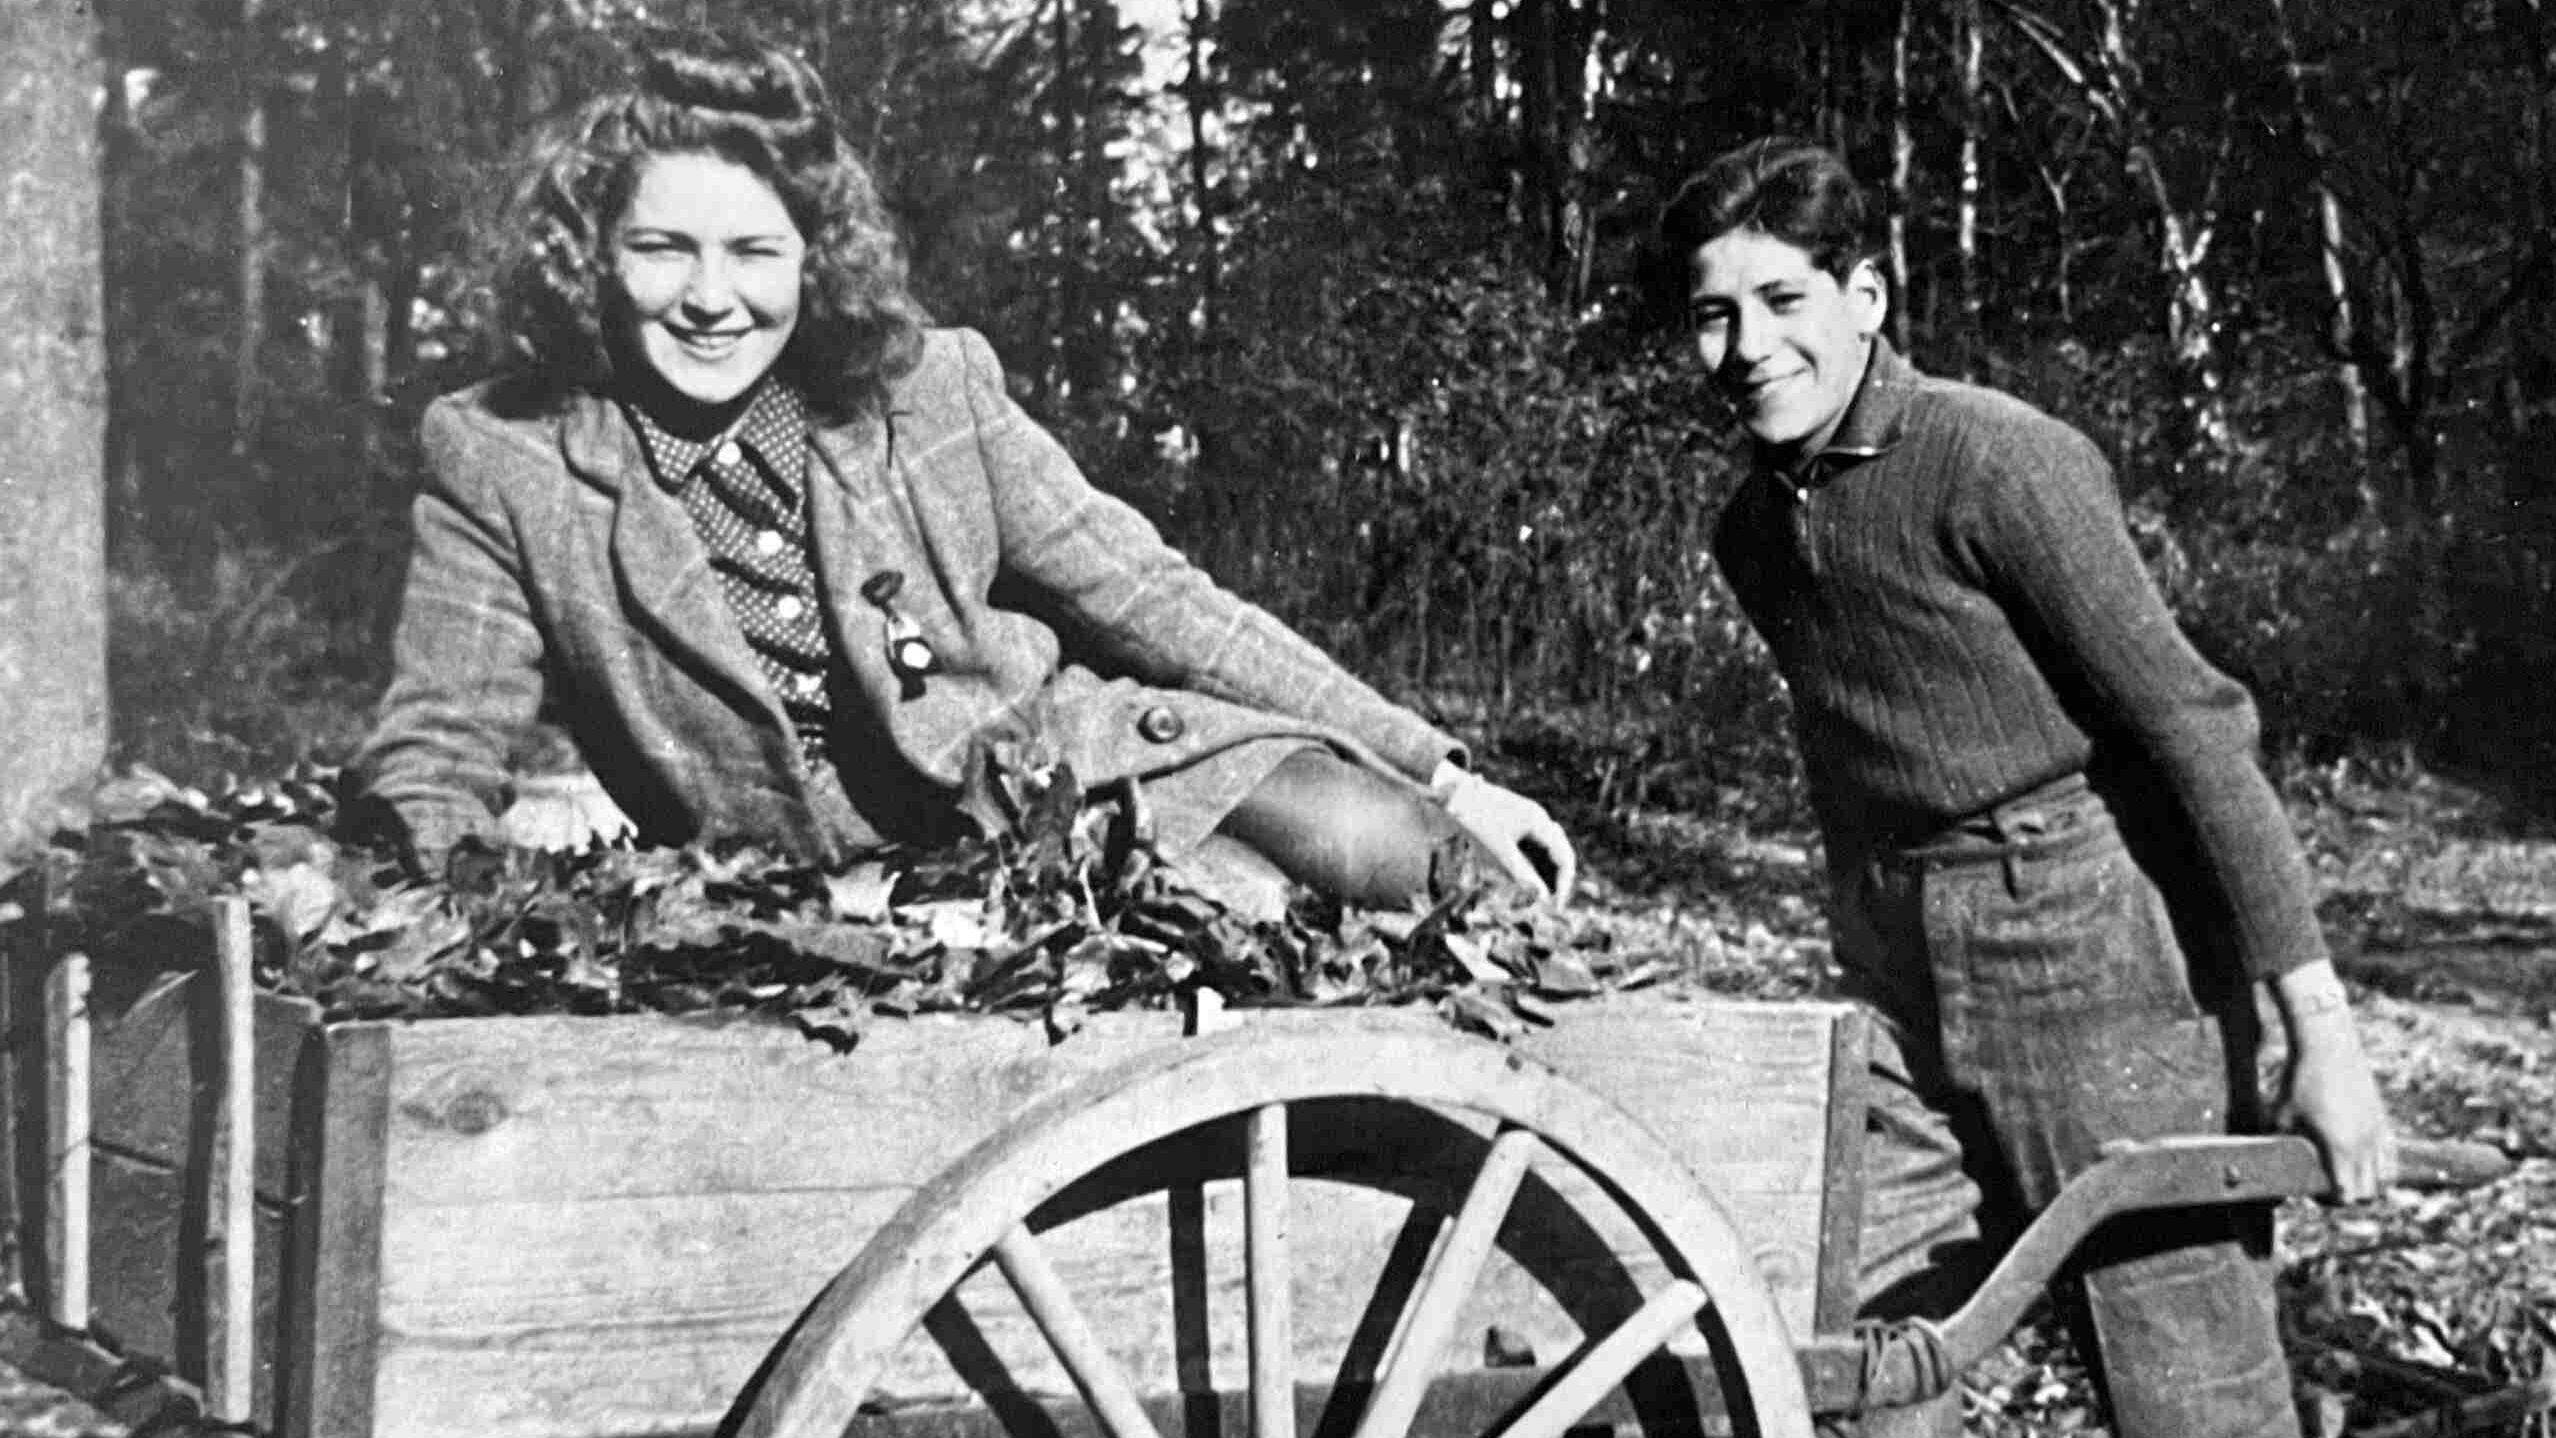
[346,401,550,866]
[953,331,1455,775]
[951,331,1574,900]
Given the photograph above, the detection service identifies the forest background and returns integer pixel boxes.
[81,0,2556,819]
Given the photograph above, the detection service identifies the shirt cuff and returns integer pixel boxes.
[1428,757,1474,801]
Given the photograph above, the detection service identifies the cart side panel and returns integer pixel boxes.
[360,1002,1848,1438]
[279,1020,392,1438]
[85,978,320,1430]
[1517,1000,1845,1323]
[364,1010,1209,1438]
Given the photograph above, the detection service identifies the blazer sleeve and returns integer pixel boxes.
[346,398,550,861]
[951,330,1463,782]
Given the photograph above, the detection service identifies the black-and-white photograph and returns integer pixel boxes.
[0,0,2549,1434]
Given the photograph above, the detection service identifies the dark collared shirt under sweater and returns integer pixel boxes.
[1711,337,2324,980]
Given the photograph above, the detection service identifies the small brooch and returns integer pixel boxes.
[861,570,941,694]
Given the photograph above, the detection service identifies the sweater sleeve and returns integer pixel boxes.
[1963,424,2325,980]
[951,329,1463,782]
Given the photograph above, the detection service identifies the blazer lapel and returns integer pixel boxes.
[807,407,910,651]
[557,395,778,718]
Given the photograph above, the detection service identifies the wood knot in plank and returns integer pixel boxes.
[402,1088,509,1135]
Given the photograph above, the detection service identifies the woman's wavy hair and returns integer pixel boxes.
[1648,138,1880,325]
[498,30,928,419]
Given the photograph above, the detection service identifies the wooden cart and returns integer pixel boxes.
[0,900,2492,1438]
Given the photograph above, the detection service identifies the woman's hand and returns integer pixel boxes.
[2271,960,2396,1202]
[1434,764,1579,907]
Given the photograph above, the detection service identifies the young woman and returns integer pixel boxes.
[349,32,1574,909]
[1662,138,2391,1437]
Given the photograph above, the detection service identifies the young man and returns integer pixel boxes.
[1666,136,2392,1437]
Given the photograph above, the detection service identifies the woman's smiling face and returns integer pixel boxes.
[609,152,808,406]
[1688,227,1885,457]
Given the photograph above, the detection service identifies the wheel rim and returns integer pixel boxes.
[733,1023,1816,1438]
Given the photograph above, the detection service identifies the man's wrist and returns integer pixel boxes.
[2272,960,2360,1035]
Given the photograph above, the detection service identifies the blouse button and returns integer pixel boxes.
[715,440,744,467]
[777,595,806,621]
[755,530,784,557]
[793,672,823,698]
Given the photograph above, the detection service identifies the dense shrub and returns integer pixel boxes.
[109,543,384,781]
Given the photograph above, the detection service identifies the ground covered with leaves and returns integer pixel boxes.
[1,751,2550,1436]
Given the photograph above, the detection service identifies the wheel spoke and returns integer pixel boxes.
[991,1224,1167,1438]
[1494,1280,1707,1438]
[1246,1103,1295,1438]
[1350,1125,1542,1438]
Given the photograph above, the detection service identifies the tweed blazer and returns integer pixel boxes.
[351,327,1461,861]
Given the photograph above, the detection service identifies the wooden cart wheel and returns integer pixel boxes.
[731,1022,1815,1438]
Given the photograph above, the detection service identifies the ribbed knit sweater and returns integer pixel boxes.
[1713,338,2323,980]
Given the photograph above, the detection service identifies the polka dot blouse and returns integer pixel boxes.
[623,382,837,763]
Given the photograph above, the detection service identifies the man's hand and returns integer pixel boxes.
[2271,960,2396,1202]
[1433,763,1578,906]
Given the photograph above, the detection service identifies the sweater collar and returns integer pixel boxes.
[1759,334,1917,487]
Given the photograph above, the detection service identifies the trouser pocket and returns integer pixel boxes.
[1923,827,2227,1207]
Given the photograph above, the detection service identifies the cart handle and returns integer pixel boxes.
[1846,1134,2511,1411]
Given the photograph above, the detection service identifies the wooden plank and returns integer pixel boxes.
[88,1146,291,1413]
[1810,1007,1870,1337]
[0,867,44,1302]
[204,897,257,1423]
[367,1004,1840,1210]
[280,1021,391,1438]
[91,976,312,1195]
[78,967,322,1434]
[357,1000,1845,1438]
[369,1173,1732,1438]
[45,950,90,1331]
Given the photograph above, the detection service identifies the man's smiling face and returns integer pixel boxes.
[1688,227,1886,458]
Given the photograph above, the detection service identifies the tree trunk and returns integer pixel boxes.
[1519,0,1561,281]
[1184,0,1221,340]
[0,0,110,851]
[1069,0,1119,401]
[1561,0,1608,307]
[2135,145,2239,466]
[1956,0,1986,378]
[2023,124,2081,325]
[231,0,269,455]
[2498,0,2554,493]
[2270,0,2371,462]
[2000,0,2242,474]
[2387,206,2440,515]
[1886,0,1914,355]
[1046,0,1076,405]
[97,6,143,557]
